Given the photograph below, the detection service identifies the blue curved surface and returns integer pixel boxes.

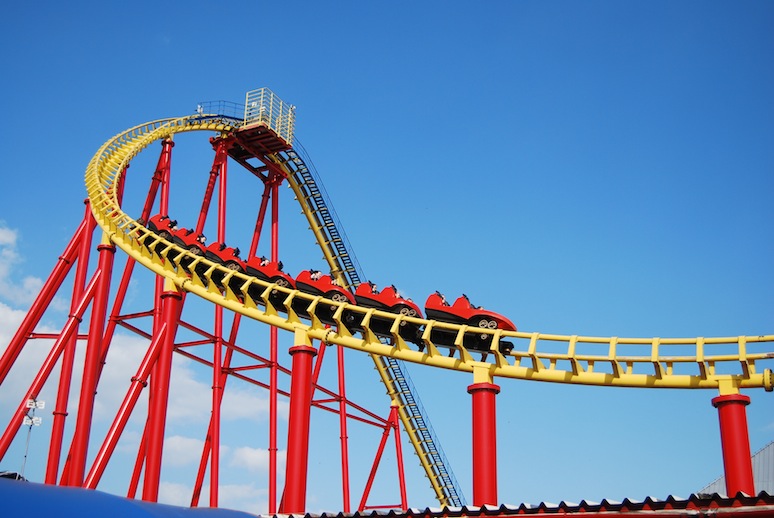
[0,478,260,517]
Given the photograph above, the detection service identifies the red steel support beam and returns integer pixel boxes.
[338,345,352,512]
[191,310,248,507]
[215,138,228,243]
[358,415,392,511]
[392,406,408,510]
[268,177,281,513]
[270,179,280,263]
[194,138,227,236]
[84,321,168,489]
[0,272,100,460]
[137,139,177,499]
[468,381,500,506]
[131,254,165,495]
[210,308,225,507]
[102,144,167,362]
[311,337,327,384]
[100,256,140,373]
[192,150,266,508]
[279,340,318,514]
[268,314,279,513]
[85,284,182,489]
[249,183,272,257]
[139,139,173,221]
[0,210,96,385]
[139,140,175,495]
[190,427,211,506]
[712,393,755,496]
[142,287,183,501]
[158,139,173,217]
[358,405,407,512]
[61,170,128,487]
[67,239,116,486]
[208,137,229,507]
[127,424,147,498]
[101,219,143,367]
[46,202,95,484]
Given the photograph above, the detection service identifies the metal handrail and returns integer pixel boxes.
[244,87,296,143]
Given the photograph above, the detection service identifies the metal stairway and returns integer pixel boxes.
[279,141,466,507]
[380,355,466,507]
[284,145,361,285]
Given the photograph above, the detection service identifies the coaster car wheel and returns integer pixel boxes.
[327,291,349,303]
[271,276,290,288]
[225,260,242,271]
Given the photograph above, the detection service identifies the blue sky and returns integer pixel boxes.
[1,1,773,514]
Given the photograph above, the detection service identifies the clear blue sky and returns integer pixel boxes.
[0,1,772,513]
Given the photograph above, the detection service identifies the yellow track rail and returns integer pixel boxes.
[85,117,774,400]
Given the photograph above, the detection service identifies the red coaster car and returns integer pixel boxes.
[202,242,246,291]
[294,270,356,326]
[244,256,296,308]
[424,292,515,355]
[204,242,245,270]
[144,214,178,256]
[171,227,207,273]
[353,282,423,344]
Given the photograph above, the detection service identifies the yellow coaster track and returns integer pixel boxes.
[84,111,774,505]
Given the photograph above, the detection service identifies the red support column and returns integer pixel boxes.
[210,304,224,507]
[157,139,174,216]
[468,381,500,507]
[249,183,271,256]
[138,140,179,500]
[46,202,95,484]
[268,177,281,514]
[142,286,183,501]
[61,172,127,487]
[67,239,116,486]
[191,318,241,507]
[337,345,352,512]
[194,138,227,236]
[208,137,229,508]
[712,393,755,496]
[270,179,280,262]
[279,337,318,514]
[138,139,173,220]
[268,324,279,513]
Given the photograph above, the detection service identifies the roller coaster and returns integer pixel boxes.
[0,88,772,515]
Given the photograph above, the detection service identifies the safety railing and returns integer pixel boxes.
[244,87,296,144]
[195,100,245,121]
[196,88,296,146]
